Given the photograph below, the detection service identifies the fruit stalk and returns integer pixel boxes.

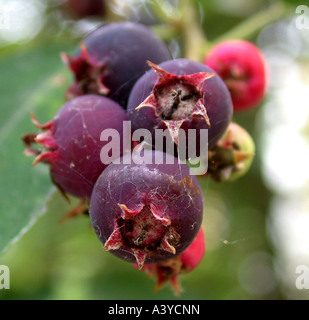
[180,0,209,62]
[204,2,289,53]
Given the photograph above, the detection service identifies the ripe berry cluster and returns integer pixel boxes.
[23,21,267,294]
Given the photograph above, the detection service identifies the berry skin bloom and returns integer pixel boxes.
[62,22,172,108]
[22,95,129,200]
[89,150,204,269]
[134,227,206,295]
[127,59,233,157]
[205,40,268,112]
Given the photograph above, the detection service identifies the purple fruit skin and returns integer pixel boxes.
[127,59,233,150]
[67,0,106,19]
[50,95,128,200]
[75,22,172,107]
[89,150,204,264]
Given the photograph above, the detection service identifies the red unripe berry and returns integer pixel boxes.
[134,227,206,295]
[179,226,205,272]
[205,40,268,112]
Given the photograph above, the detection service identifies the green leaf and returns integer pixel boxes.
[0,42,75,255]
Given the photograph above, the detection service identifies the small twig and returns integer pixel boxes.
[180,0,208,62]
[148,0,181,25]
[203,2,289,54]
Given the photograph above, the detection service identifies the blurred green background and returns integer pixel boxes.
[0,0,309,300]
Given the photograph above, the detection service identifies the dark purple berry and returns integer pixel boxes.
[22,95,129,200]
[66,0,106,19]
[127,59,233,156]
[62,22,172,108]
[89,150,204,269]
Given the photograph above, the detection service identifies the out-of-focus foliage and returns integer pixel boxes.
[0,42,72,254]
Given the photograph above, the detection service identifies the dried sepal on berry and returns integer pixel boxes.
[206,122,255,182]
[134,227,206,295]
[103,203,180,269]
[61,42,110,100]
[22,112,60,168]
[136,61,215,145]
